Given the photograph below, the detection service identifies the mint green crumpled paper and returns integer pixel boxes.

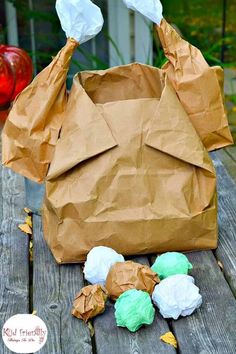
[151,252,193,280]
[115,289,155,332]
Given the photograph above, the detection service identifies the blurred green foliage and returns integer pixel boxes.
[4,0,236,71]
[162,0,236,67]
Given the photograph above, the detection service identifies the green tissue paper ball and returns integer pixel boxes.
[114,289,155,332]
[151,252,193,280]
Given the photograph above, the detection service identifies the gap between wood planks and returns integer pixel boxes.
[23,149,236,354]
[29,239,34,315]
[27,222,230,348]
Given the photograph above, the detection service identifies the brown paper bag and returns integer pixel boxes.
[156,19,233,151]
[2,38,78,183]
[2,21,222,263]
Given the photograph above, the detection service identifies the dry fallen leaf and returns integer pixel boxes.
[160,331,178,348]
[217,261,224,271]
[87,321,95,337]
[25,215,32,228]
[29,240,33,262]
[232,106,236,113]
[18,223,32,235]
[18,209,34,261]
[24,207,32,214]
[32,310,37,315]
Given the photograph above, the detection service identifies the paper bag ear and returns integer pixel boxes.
[156,19,233,151]
[2,38,78,183]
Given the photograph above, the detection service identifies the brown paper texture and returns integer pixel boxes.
[156,19,233,151]
[2,21,223,263]
[41,64,217,263]
[2,38,78,183]
[105,261,160,301]
[71,284,108,322]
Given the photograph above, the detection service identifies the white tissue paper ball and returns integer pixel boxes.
[123,0,163,25]
[152,274,202,320]
[84,246,125,285]
[56,0,104,44]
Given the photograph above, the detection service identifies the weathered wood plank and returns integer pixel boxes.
[225,146,236,160]
[170,251,236,354]
[60,265,94,353]
[31,215,61,354]
[33,215,93,354]
[0,166,29,353]
[3,141,233,354]
[211,153,236,296]
[212,149,236,184]
[94,256,176,354]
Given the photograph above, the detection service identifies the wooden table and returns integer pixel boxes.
[1,145,236,354]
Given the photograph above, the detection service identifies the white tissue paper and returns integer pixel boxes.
[123,0,163,25]
[152,275,202,320]
[56,0,104,44]
[84,246,125,285]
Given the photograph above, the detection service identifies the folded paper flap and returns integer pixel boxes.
[46,63,164,180]
[46,119,118,180]
[156,19,233,151]
[157,19,208,70]
[145,77,215,174]
[48,64,214,180]
[2,39,78,183]
[46,81,118,180]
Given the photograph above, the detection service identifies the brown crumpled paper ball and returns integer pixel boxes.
[105,261,160,300]
[71,284,108,322]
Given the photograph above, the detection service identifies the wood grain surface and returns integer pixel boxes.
[1,134,236,354]
[0,164,29,353]
[32,215,93,354]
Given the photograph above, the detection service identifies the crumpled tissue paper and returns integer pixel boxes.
[106,261,160,300]
[152,274,202,319]
[71,284,108,322]
[152,252,193,280]
[122,0,163,25]
[56,0,104,44]
[115,289,155,332]
[83,246,125,285]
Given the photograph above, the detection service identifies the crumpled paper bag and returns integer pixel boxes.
[123,0,233,151]
[2,0,223,264]
[106,261,160,300]
[152,274,202,319]
[2,0,104,183]
[2,37,78,183]
[56,0,104,44]
[156,19,233,151]
[83,246,125,285]
[115,289,155,332]
[71,284,108,322]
